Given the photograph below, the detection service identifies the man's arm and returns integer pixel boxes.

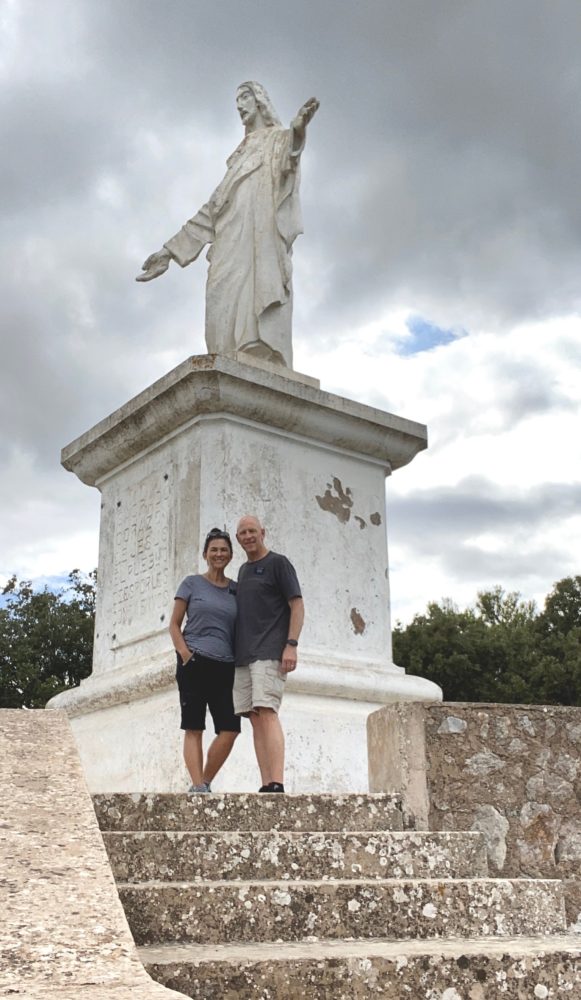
[281,596,305,674]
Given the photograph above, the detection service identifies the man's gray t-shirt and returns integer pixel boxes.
[175,574,237,661]
[235,551,302,667]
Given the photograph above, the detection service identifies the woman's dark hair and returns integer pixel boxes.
[203,527,233,556]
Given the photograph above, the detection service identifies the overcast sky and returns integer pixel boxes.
[2,0,580,623]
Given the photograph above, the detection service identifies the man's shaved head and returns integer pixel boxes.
[236,514,263,533]
[236,514,267,561]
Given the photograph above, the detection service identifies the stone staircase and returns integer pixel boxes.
[94,792,581,998]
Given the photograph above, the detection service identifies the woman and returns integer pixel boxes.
[169,528,240,793]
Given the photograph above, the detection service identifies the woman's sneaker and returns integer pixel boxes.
[188,783,211,794]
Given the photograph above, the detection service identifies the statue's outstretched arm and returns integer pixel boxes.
[136,202,215,282]
[290,97,320,156]
[136,248,172,282]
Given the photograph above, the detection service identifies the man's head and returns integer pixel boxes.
[236,514,268,561]
[236,81,281,131]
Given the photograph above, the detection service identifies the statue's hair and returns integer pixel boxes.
[237,81,282,128]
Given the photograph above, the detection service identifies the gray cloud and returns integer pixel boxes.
[390,476,581,535]
[388,477,581,588]
[2,0,580,601]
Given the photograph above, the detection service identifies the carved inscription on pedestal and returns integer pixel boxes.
[111,471,172,640]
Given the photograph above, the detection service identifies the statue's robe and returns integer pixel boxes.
[164,126,304,368]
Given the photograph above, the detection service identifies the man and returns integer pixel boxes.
[136,82,319,369]
[234,515,304,792]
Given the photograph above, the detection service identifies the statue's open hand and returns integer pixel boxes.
[135,248,171,282]
[291,97,320,135]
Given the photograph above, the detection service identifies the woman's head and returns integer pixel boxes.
[203,527,233,557]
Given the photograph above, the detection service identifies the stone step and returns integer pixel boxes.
[139,936,581,999]
[103,829,488,882]
[93,792,404,833]
[118,877,566,946]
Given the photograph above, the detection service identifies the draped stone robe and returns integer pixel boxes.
[164,126,304,368]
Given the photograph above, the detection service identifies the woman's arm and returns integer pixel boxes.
[169,598,193,663]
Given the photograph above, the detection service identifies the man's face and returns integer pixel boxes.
[236,88,258,127]
[236,517,265,558]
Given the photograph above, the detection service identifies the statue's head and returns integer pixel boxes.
[236,81,281,128]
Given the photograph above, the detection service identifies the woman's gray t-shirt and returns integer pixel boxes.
[175,574,237,661]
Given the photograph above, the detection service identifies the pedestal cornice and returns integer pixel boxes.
[61,355,427,487]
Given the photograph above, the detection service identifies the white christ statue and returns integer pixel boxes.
[137,82,319,369]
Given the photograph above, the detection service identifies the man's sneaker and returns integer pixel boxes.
[260,781,284,793]
[188,783,211,794]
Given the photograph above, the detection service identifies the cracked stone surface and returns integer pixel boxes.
[421,703,581,930]
[139,938,581,999]
[103,829,488,883]
[0,709,187,999]
[3,707,579,1000]
[97,754,579,996]
[118,877,567,945]
[471,804,510,870]
[93,792,404,833]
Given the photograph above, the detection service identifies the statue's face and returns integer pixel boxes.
[236,87,259,127]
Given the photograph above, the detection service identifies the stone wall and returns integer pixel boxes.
[368,702,581,931]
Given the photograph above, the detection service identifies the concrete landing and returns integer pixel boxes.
[0,709,188,1000]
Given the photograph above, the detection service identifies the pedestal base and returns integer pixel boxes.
[59,669,440,793]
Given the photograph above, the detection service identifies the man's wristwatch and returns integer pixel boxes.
[286,639,298,647]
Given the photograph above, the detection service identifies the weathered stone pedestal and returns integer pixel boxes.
[49,354,441,791]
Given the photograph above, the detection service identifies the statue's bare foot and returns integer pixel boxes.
[136,249,171,282]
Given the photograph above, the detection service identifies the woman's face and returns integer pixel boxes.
[204,538,232,571]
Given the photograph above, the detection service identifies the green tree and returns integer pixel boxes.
[0,570,96,709]
[532,576,581,705]
[392,584,567,705]
[537,576,581,636]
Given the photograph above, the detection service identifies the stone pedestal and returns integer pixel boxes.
[49,354,441,791]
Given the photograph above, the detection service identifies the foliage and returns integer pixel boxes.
[393,577,581,707]
[0,570,96,709]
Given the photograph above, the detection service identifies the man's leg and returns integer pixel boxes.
[249,710,269,785]
[249,707,285,785]
[183,729,204,785]
[203,731,239,785]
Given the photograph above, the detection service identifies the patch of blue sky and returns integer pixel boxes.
[398,315,467,356]
[0,572,74,608]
